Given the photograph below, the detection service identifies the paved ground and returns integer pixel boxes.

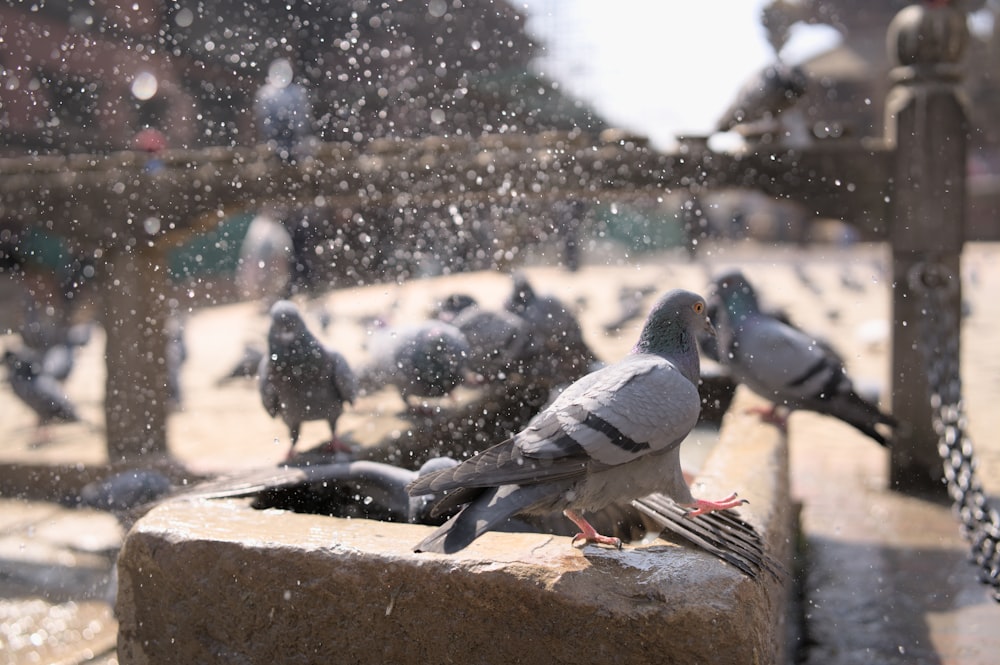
[1,240,998,663]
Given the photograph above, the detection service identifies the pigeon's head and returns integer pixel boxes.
[712,270,759,312]
[434,293,477,323]
[635,289,714,356]
[504,271,536,314]
[268,300,308,345]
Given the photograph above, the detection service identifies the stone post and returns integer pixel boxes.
[101,212,172,463]
[885,2,968,494]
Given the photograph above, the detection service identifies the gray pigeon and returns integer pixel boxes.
[3,348,80,433]
[449,304,530,383]
[715,62,808,133]
[165,457,461,526]
[359,320,471,406]
[710,270,897,446]
[407,289,746,554]
[259,300,358,459]
[217,344,265,385]
[504,271,599,386]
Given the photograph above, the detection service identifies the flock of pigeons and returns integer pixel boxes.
[4,265,898,579]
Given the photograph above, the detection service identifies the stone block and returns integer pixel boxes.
[116,390,791,665]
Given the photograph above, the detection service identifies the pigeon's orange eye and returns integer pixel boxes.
[693,302,704,314]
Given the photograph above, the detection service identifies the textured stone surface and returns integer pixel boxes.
[116,391,791,665]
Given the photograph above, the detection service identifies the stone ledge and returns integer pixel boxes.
[116,389,791,665]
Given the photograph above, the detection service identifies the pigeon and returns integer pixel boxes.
[76,468,177,530]
[709,270,897,446]
[407,289,746,554]
[3,348,80,436]
[259,300,358,459]
[715,62,808,134]
[73,458,461,533]
[217,344,266,385]
[503,271,599,387]
[432,293,478,324]
[236,211,293,305]
[449,304,529,383]
[165,317,187,409]
[254,58,314,163]
[358,319,471,406]
[603,284,657,334]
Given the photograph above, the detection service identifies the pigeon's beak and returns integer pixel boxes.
[703,316,717,338]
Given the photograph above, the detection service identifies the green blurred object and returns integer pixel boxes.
[167,213,256,280]
[599,203,684,252]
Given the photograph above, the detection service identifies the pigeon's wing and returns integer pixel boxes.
[325,349,357,404]
[258,357,281,417]
[519,354,700,466]
[410,355,699,497]
[413,483,559,554]
[736,315,843,401]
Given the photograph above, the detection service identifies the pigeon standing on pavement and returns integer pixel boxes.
[3,349,80,426]
[407,289,746,554]
[709,270,897,445]
[259,300,358,459]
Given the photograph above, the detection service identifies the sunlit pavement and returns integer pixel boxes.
[1,241,998,664]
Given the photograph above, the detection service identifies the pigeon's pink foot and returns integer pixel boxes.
[564,509,622,549]
[745,404,789,432]
[683,493,748,518]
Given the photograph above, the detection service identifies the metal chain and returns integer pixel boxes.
[911,262,1000,601]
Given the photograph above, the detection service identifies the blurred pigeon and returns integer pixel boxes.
[77,468,176,530]
[20,319,93,383]
[358,320,471,406]
[710,270,897,446]
[259,300,358,459]
[3,348,80,438]
[217,344,266,385]
[715,62,808,134]
[449,304,529,383]
[236,211,293,305]
[165,317,186,409]
[603,284,657,334]
[169,457,460,526]
[38,344,75,382]
[407,289,746,554]
[792,262,823,296]
[504,271,599,385]
[254,58,313,163]
[432,293,478,324]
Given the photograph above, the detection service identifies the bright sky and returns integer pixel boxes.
[516,0,841,149]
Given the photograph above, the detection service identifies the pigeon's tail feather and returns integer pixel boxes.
[833,390,898,447]
[414,484,551,554]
